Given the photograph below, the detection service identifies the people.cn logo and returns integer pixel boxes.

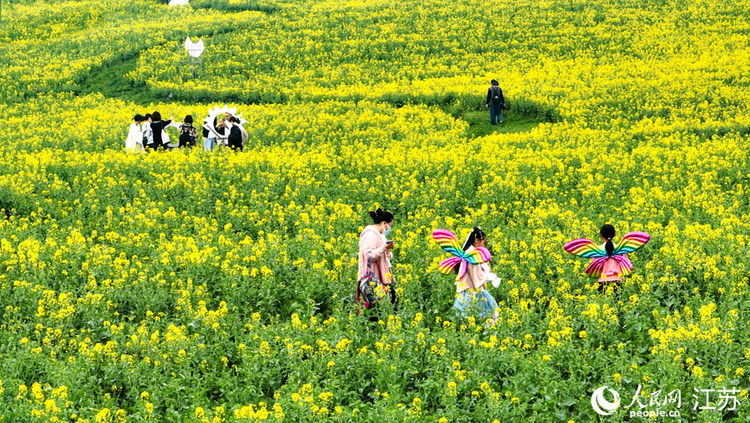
[591,386,621,416]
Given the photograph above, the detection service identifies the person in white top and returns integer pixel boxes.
[125,114,144,152]
[216,112,234,147]
[163,120,182,151]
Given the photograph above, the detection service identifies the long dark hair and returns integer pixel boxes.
[454,227,487,274]
[368,208,393,224]
[462,226,486,251]
[600,224,615,257]
[152,111,162,121]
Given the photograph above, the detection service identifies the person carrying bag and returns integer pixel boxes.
[356,208,397,313]
[485,79,505,125]
[357,252,390,309]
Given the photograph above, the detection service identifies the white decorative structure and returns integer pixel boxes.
[169,0,190,5]
[203,105,248,144]
[178,37,204,79]
[184,37,205,58]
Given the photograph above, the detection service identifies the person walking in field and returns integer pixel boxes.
[126,114,144,152]
[357,208,397,312]
[564,224,650,293]
[433,227,500,323]
[485,79,505,125]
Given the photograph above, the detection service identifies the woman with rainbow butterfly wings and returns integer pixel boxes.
[563,224,650,292]
[433,227,500,321]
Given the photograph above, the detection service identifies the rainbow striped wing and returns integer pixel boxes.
[585,257,608,278]
[437,257,462,274]
[564,238,607,259]
[614,255,634,276]
[613,232,650,256]
[465,246,492,265]
[584,256,634,279]
[433,229,492,280]
[456,261,469,281]
[432,229,463,258]
[437,258,469,281]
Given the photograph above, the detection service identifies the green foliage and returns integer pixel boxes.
[190,0,280,13]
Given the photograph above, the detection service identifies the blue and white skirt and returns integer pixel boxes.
[453,288,499,320]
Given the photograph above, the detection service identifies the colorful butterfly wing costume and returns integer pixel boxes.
[563,231,649,278]
[433,229,492,280]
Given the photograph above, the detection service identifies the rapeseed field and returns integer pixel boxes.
[0,0,749,421]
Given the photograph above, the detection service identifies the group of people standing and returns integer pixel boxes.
[125,111,248,153]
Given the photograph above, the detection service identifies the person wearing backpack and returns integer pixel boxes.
[485,80,505,125]
[178,115,199,149]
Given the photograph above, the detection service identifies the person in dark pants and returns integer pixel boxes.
[150,111,173,151]
[485,80,505,125]
[142,114,154,151]
[227,117,244,152]
[178,115,199,149]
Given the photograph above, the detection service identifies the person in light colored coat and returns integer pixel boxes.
[125,114,144,152]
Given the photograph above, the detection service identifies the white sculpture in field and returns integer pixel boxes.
[184,37,205,58]
[203,105,248,144]
[169,0,189,5]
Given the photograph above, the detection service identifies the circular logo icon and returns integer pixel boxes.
[591,386,621,416]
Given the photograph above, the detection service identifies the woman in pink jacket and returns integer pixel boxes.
[357,208,396,309]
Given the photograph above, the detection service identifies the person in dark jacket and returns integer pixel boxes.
[227,117,244,152]
[150,111,173,150]
[485,80,505,125]
[179,115,199,149]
